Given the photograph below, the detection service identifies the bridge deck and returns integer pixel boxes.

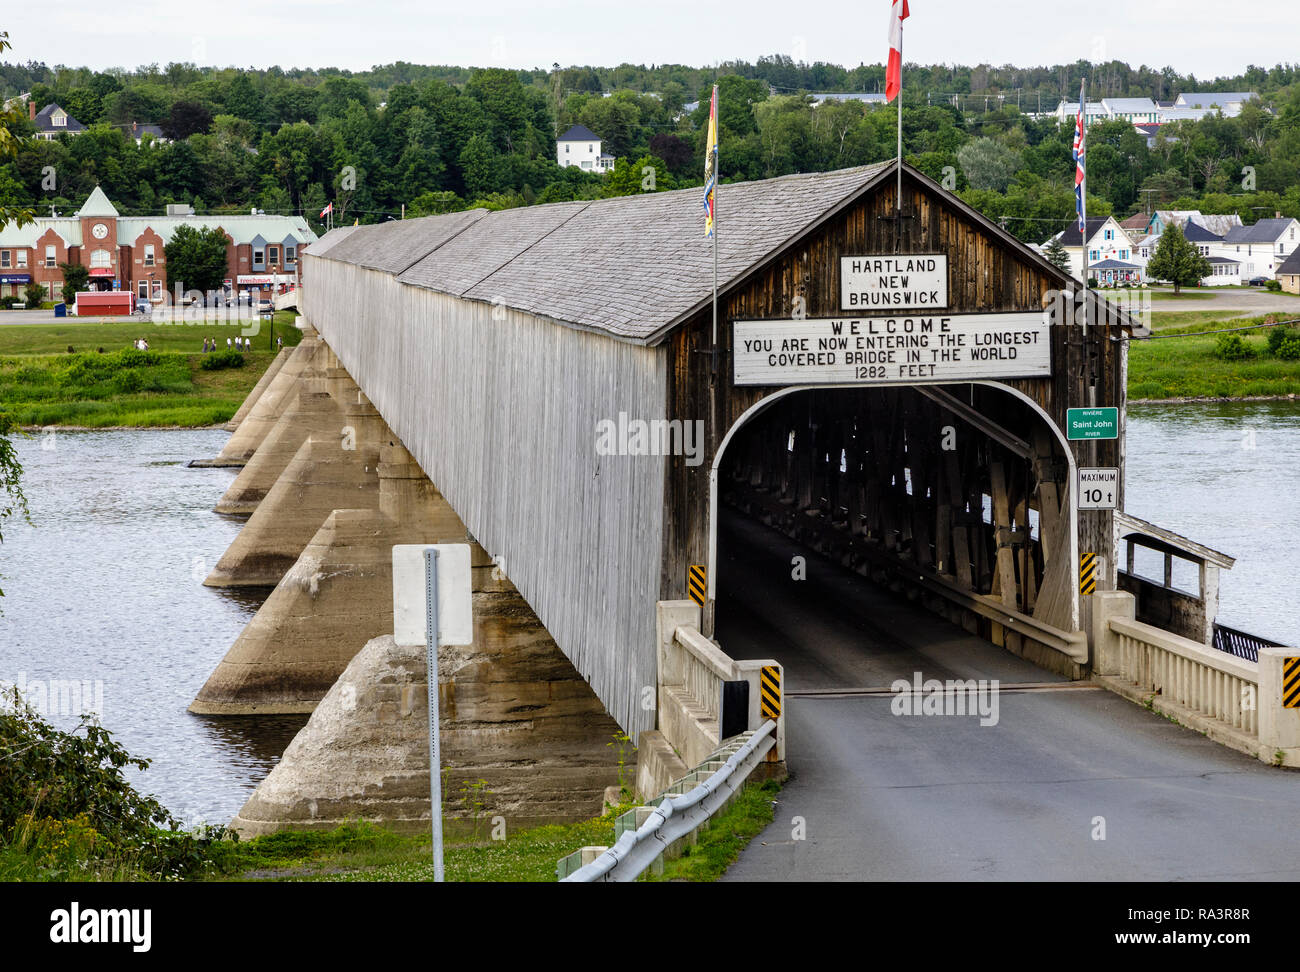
[717,510,1300,881]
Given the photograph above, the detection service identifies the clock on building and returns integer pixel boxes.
[92,222,108,239]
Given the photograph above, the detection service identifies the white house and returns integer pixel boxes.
[1051,215,1141,283]
[1212,216,1300,279]
[1173,91,1258,116]
[556,124,615,173]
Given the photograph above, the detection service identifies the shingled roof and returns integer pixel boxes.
[315,162,895,344]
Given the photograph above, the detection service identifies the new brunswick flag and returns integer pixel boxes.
[702,84,719,238]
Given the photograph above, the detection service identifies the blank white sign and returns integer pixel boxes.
[392,544,474,646]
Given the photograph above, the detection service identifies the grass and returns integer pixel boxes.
[0,311,301,427]
[1128,314,1300,399]
[647,779,781,882]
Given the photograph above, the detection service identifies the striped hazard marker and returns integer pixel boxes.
[760,665,782,719]
[1079,551,1098,595]
[1284,657,1300,710]
[687,564,706,607]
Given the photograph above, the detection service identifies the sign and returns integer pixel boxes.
[1066,407,1119,440]
[391,544,474,647]
[1079,552,1098,595]
[733,313,1050,386]
[1284,658,1300,709]
[0,273,31,284]
[841,254,948,310]
[88,267,113,277]
[760,665,782,719]
[237,274,295,285]
[1078,467,1119,509]
[687,564,706,607]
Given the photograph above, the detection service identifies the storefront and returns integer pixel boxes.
[0,272,31,298]
[237,273,296,299]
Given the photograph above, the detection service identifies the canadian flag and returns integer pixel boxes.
[886,0,909,103]
[319,201,333,219]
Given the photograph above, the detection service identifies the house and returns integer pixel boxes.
[1053,100,1108,126]
[1276,248,1300,294]
[1050,215,1138,282]
[1173,91,1258,116]
[556,124,614,173]
[31,102,86,140]
[1119,212,1150,243]
[0,185,317,303]
[1148,210,1242,238]
[127,122,169,145]
[1214,216,1300,279]
[812,92,888,107]
[1133,215,1245,287]
[1100,97,1160,124]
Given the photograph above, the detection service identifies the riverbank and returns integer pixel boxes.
[0,313,301,427]
[1129,312,1300,400]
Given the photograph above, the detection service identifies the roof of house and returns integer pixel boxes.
[1175,91,1257,108]
[1182,222,1222,242]
[1119,213,1149,229]
[311,161,1077,346]
[32,103,85,133]
[1276,249,1300,276]
[1102,98,1158,112]
[1223,217,1296,244]
[557,124,600,142]
[1056,216,1115,247]
[130,122,166,139]
[77,186,118,218]
[1091,259,1140,269]
[1206,256,1240,264]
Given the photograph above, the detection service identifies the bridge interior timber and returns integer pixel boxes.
[183,159,1300,840]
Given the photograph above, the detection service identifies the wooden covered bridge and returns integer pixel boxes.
[297,160,1129,738]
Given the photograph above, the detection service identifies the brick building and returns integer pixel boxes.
[0,186,317,303]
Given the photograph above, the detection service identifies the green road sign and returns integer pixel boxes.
[1066,407,1119,440]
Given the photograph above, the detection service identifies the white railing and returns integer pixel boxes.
[1110,616,1259,736]
[664,623,735,731]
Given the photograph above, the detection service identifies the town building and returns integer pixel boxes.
[1049,215,1140,283]
[556,124,615,172]
[1276,248,1300,294]
[1215,216,1300,279]
[0,186,317,302]
[31,102,86,140]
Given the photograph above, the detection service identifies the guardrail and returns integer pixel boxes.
[558,720,777,882]
[1110,616,1259,736]
[1212,622,1282,663]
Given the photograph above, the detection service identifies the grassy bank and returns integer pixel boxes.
[0,313,301,427]
[1129,314,1300,399]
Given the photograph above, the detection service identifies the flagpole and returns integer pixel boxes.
[896,17,903,225]
[1080,78,1088,333]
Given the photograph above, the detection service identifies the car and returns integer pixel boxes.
[1247,276,1268,286]
[257,299,273,313]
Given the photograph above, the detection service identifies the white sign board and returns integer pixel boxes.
[392,544,474,647]
[1078,467,1119,510]
[733,313,1051,386]
[841,255,948,310]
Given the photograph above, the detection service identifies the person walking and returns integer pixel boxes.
[227,336,232,350]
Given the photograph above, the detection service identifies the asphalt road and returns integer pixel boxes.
[1148,286,1300,316]
[715,509,1300,881]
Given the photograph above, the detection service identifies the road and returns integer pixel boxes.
[1148,286,1300,316]
[715,509,1300,881]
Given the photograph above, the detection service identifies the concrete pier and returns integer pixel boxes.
[222,346,289,432]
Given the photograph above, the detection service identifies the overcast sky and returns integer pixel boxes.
[4,0,1297,80]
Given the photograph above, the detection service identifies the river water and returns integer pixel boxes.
[0,405,1297,824]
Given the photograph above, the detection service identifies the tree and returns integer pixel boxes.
[58,262,89,302]
[164,223,228,295]
[23,281,45,308]
[1144,224,1212,293]
[1043,235,1071,274]
[163,100,213,140]
[956,137,1021,192]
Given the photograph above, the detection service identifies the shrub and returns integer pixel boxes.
[1264,279,1282,292]
[115,368,144,393]
[1277,337,1300,360]
[200,349,245,371]
[0,688,235,879]
[1267,327,1295,354]
[1213,334,1254,361]
[0,296,17,309]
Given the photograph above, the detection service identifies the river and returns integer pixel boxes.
[0,405,1297,824]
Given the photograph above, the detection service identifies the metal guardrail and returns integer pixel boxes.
[559,720,777,883]
[1212,622,1281,663]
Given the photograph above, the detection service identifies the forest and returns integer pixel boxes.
[3,54,1300,244]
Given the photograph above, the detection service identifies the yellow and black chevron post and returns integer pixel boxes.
[1079,552,1098,595]
[760,665,782,719]
[687,564,706,607]
[1284,657,1300,709]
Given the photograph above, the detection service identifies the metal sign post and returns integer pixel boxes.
[392,543,474,883]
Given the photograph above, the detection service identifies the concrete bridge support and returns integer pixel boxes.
[222,345,289,432]
[192,327,322,468]
[203,402,390,587]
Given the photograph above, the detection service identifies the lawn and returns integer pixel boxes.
[1128,314,1300,399]
[0,312,301,427]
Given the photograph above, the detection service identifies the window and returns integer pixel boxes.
[16,250,26,268]
[253,248,265,267]
[90,249,111,268]
[144,244,155,266]
[1104,229,1113,240]
[152,280,162,299]
[0,251,9,268]
[565,144,569,154]
[285,246,296,264]
[267,245,279,265]
[138,280,149,299]
[45,245,56,268]
[1090,249,1099,261]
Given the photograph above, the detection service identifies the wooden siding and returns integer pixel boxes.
[302,258,668,734]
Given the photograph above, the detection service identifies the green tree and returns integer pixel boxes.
[1144,224,1211,293]
[956,137,1021,192]
[1043,235,1071,274]
[59,261,89,302]
[164,223,228,294]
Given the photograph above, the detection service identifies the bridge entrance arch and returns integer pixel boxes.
[706,378,1089,678]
